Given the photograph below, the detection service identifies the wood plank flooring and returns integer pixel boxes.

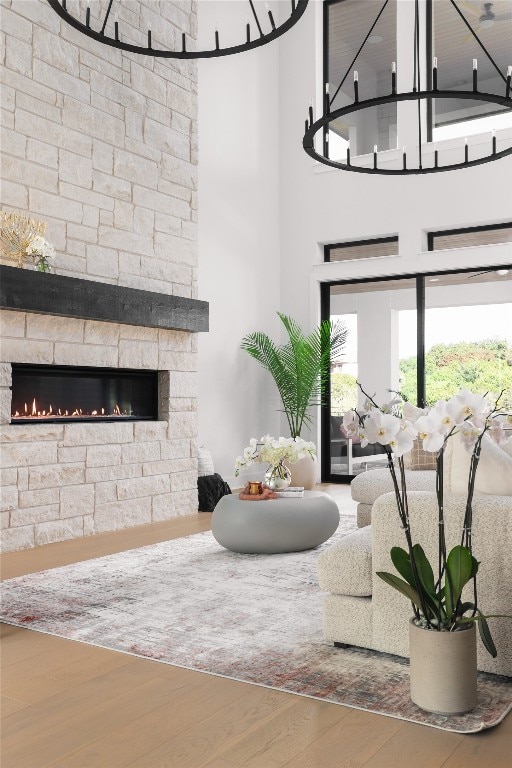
[1,490,511,767]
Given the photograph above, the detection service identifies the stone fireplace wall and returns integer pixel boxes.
[1,0,198,297]
[0,1,202,552]
[0,310,198,553]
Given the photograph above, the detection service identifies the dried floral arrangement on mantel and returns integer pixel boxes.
[0,211,55,272]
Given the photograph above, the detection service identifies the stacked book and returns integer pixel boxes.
[275,486,304,498]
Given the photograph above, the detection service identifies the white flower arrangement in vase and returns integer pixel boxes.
[235,435,316,490]
[25,235,56,273]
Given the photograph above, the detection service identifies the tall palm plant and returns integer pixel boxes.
[241,313,347,438]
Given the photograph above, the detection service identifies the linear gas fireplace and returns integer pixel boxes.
[11,364,158,424]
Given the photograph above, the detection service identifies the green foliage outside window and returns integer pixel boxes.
[400,340,512,408]
[331,372,358,416]
[331,339,512,415]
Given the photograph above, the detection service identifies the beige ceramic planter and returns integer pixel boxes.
[288,456,317,490]
[409,619,477,715]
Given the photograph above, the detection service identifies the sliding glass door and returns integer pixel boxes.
[322,267,512,482]
[424,270,512,406]
[325,277,417,479]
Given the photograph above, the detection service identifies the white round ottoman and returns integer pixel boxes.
[212,490,340,554]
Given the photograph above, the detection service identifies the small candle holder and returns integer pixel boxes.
[248,481,262,495]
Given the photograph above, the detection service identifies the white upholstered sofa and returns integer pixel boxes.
[319,435,512,677]
[318,489,512,676]
[351,467,434,528]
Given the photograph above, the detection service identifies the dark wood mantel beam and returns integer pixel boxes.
[0,266,209,333]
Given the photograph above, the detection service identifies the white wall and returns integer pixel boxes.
[198,0,512,483]
[198,1,282,485]
[278,0,512,455]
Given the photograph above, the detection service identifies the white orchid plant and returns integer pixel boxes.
[235,435,316,478]
[344,386,511,655]
[25,234,56,272]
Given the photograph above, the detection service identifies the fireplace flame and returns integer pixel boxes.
[13,398,130,421]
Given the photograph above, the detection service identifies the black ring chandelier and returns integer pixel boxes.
[46,0,309,58]
[303,0,512,175]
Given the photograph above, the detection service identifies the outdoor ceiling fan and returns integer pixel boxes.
[461,2,512,29]
[468,268,511,277]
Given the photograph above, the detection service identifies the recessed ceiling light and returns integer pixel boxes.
[495,269,510,276]
[429,277,440,282]
[368,35,383,44]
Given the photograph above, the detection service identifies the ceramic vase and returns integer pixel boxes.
[288,455,317,490]
[409,619,477,715]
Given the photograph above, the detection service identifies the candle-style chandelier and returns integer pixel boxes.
[46,0,308,58]
[303,0,512,174]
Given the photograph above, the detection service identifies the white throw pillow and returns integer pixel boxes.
[501,438,512,458]
[445,432,512,496]
[197,444,215,477]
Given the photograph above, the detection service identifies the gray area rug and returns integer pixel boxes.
[1,516,511,733]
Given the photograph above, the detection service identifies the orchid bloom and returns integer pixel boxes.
[243,446,255,461]
[430,399,458,436]
[487,413,512,445]
[381,397,402,414]
[342,409,360,437]
[402,402,427,422]
[414,413,445,452]
[294,437,316,460]
[459,421,482,449]
[362,411,401,447]
[447,389,490,428]
[388,424,416,457]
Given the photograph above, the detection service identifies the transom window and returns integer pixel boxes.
[428,222,512,250]
[325,236,398,263]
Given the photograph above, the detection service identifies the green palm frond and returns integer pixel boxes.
[241,313,348,437]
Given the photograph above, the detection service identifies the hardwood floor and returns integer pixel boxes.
[1,492,511,767]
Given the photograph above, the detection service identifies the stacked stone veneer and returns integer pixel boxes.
[0,310,198,553]
[1,0,198,297]
[0,1,202,551]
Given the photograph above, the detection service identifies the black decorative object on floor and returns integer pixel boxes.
[198,474,231,513]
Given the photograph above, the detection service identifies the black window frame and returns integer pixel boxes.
[325,235,399,264]
[427,221,512,252]
[320,261,512,483]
